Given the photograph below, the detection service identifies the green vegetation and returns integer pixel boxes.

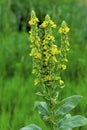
[0,0,87,130]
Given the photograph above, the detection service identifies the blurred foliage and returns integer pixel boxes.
[0,32,32,79]
[0,0,87,130]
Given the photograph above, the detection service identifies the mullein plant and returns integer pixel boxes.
[20,10,87,130]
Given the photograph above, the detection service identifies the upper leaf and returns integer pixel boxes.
[20,124,42,130]
[34,101,49,120]
[57,114,87,129]
[55,95,82,116]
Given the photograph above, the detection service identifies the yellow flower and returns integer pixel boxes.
[28,18,39,26]
[59,27,70,34]
[58,64,66,70]
[44,75,51,81]
[66,48,70,51]
[51,45,59,55]
[41,21,48,28]
[58,21,70,34]
[43,51,50,60]
[63,58,68,62]
[35,38,40,47]
[29,30,31,34]
[62,64,66,70]
[43,40,48,45]
[34,52,41,59]
[46,35,55,41]
[50,20,56,28]
[59,80,64,86]
[32,69,36,74]
[30,48,41,59]
[34,79,39,85]
[52,24,56,28]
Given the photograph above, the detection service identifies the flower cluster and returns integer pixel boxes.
[57,21,70,87]
[41,17,56,28]
[28,10,41,85]
[59,21,70,34]
[39,15,59,89]
[29,18,39,26]
[28,10,70,95]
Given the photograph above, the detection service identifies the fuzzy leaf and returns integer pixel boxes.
[58,128,72,130]
[20,124,42,130]
[56,95,82,116]
[34,101,49,120]
[57,114,87,129]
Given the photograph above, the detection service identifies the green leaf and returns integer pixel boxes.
[57,114,87,129]
[58,128,72,130]
[20,124,42,130]
[34,101,49,120]
[35,92,44,97]
[56,95,82,116]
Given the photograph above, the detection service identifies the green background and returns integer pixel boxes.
[0,0,87,130]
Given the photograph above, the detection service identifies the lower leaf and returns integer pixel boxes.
[20,124,42,130]
[57,114,87,129]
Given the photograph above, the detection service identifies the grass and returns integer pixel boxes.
[0,76,87,129]
[0,74,48,130]
[0,74,87,130]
